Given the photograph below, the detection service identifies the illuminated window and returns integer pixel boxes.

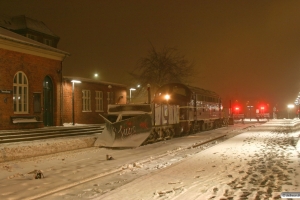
[95,91,103,112]
[13,71,28,113]
[82,90,91,111]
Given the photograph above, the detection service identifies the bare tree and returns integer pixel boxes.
[129,45,195,98]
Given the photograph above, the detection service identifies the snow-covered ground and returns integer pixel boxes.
[0,120,299,200]
[98,120,300,200]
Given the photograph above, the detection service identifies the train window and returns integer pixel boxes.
[197,95,203,101]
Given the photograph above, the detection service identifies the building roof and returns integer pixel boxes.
[63,76,127,88]
[0,14,59,38]
[0,26,70,59]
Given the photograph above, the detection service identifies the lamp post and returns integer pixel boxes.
[247,105,253,121]
[129,88,136,103]
[147,84,151,104]
[71,80,81,125]
[108,85,112,104]
[287,104,295,119]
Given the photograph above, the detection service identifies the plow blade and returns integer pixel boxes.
[94,114,152,148]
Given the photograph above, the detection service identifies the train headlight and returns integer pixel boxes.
[164,94,170,101]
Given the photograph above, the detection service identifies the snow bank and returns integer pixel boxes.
[0,136,97,162]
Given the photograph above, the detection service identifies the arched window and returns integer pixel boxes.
[13,71,28,113]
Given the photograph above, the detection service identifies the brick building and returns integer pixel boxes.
[0,15,128,130]
[0,14,60,48]
[0,26,69,130]
[62,76,127,125]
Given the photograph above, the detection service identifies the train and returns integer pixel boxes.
[94,83,226,148]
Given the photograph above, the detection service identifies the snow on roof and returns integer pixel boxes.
[0,14,58,38]
[0,26,69,56]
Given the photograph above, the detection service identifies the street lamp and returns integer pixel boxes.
[71,80,81,125]
[129,88,136,103]
[287,104,295,119]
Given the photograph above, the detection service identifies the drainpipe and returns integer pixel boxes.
[60,55,67,126]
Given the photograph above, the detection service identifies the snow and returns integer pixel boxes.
[99,121,300,200]
[0,120,299,200]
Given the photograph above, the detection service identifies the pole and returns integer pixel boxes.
[230,100,232,117]
[129,89,132,103]
[147,84,151,104]
[72,82,75,125]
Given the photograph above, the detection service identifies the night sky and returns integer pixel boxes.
[2,0,300,112]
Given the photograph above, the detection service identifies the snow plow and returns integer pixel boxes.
[94,104,153,148]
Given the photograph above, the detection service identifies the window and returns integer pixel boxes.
[95,91,103,112]
[43,38,52,46]
[82,90,91,111]
[13,71,28,113]
[26,34,37,41]
[107,91,114,104]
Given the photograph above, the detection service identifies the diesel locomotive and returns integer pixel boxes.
[94,83,225,148]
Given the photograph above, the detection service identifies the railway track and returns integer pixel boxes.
[34,127,249,200]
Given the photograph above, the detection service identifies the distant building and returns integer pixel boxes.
[0,26,69,130]
[0,15,59,48]
[62,76,127,125]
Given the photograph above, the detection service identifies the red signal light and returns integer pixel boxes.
[234,106,240,114]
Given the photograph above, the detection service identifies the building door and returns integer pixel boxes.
[43,76,53,126]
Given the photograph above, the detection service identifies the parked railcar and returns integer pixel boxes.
[94,83,225,148]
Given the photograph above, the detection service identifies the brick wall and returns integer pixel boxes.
[0,48,62,129]
[62,80,127,125]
